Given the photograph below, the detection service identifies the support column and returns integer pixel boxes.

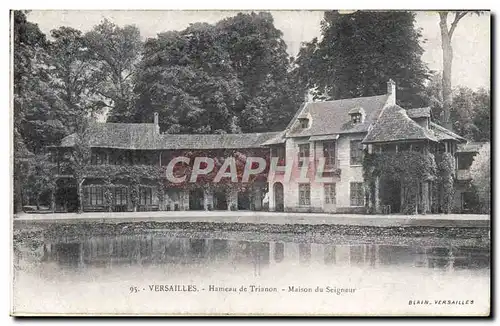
[422,181,430,214]
[268,183,274,212]
[227,188,237,211]
[203,188,212,211]
[374,176,380,214]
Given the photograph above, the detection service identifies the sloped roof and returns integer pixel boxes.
[429,122,466,143]
[57,122,280,150]
[457,141,488,153]
[158,132,280,150]
[407,107,431,118]
[362,105,438,144]
[60,122,159,149]
[260,131,287,146]
[286,94,390,137]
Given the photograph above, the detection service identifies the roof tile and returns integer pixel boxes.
[362,105,437,143]
[286,94,389,137]
[58,123,280,150]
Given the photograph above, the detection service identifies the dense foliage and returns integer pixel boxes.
[13,11,490,214]
[435,153,456,214]
[422,73,491,142]
[470,144,490,213]
[294,11,431,108]
[134,12,304,133]
[363,151,437,214]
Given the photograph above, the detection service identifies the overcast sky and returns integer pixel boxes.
[27,10,490,89]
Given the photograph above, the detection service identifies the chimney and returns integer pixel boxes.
[153,112,159,133]
[387,79,396,105]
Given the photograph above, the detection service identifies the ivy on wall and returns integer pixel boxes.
[363,150,437,215]
[435,152,456,214]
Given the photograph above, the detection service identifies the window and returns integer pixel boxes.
[351,113,362,123]
[86,186,104,206]
[350,140,363,165]
[323,141,336,168]
[398,143,410,152]
[113,187,128,206]
[299,118,309,128]
[272,146,286,166]
[298,143,310,167]
[299,183,311,206]
[350,182,364,206]
[412,143,424,153]
[324,183,336,204]
[139,187,153,205]
[91,151,107,165]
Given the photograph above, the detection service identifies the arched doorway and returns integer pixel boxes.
[273,182,284,212]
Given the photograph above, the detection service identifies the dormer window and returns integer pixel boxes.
[351,113,362,123]
[299,118,309,128]
[348,107,365,124]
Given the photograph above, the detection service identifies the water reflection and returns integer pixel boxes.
[32,234,490,275]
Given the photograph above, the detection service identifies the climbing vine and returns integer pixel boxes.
[363,150,437,215]
[103,177,114,212]
[435,152,455,214]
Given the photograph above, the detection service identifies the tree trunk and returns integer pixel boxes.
[439,12,453,130]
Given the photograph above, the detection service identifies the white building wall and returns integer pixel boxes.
[335,134,365,212]
[269,133,366,213]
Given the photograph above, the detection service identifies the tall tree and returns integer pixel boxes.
[133,12,303,133]
[295,11,430,108]
[134,23,242,133]
[470,88,490,141]
[48,27,103,129]
[84,19,142,122]
[450,86,479,140]
[12,11,63,212]
[422,72,491,142]
[438,11,470,130]
[216,12,304,131]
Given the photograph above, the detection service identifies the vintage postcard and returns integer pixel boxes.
[11,9,491,316]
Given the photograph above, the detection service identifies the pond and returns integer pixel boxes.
[12,224,490,316]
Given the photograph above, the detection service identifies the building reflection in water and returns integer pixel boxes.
[40,234,490,274]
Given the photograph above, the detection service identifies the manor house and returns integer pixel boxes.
[49,80,481,214]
